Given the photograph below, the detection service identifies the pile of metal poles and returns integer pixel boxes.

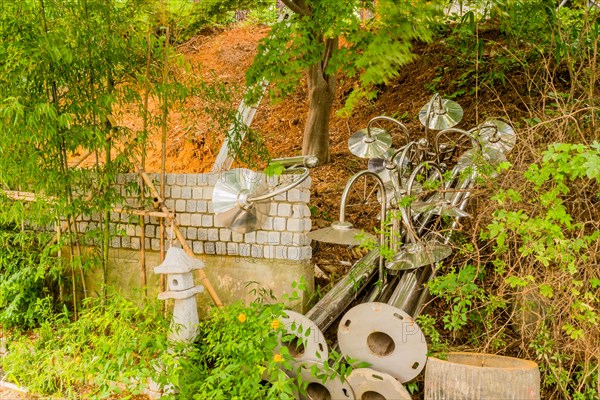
[279,93,516,399]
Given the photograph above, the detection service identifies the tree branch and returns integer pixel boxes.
[322,37,338,74]
[281,0,310,16]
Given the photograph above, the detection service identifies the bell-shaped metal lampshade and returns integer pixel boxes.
[456,146,507,173]
[419,94,464,130]
[411,199,471,218]
[476,119,516,154]
[385,241,452,273]
[348,127,392,159]
[212,168,269,233]
[306,221,376,246]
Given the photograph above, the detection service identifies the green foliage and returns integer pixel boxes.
[482,142,600,397]
[437,0,600,99]
[171,300,298,400]
[2,292,171,398]
[428,264,506,332]
[2,284,360,399]
[0,227,64,329]
[245,0,443,111]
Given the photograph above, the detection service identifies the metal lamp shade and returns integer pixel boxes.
[212,168,269,233]
[385,241,452,272]
[306,221,376,246]
[419,97,464,130]
[456,147,507,172]
[476,119,516,154]
[349,127,392,159]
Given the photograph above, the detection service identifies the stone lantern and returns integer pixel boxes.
[154,247,204,343]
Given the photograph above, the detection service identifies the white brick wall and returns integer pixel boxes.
[84,172,313,261]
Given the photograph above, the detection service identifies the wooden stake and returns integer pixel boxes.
[135,164,223,308]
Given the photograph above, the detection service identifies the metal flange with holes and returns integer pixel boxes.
[278,310,329,364]
[346,368,412,400]
[296,361,355,400]
[337,302,428,383]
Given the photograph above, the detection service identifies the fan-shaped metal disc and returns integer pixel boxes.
[419,98,464,130]
[348,127,392,159]
[346,368,411,400]
[277,310,328,364]
[294,361,355,400]
[386,241,452,272]
[476,119,516,154]
[338,303,428,383]
[306,221,376,246]
[212,168,269,233]
[411,199,472,218]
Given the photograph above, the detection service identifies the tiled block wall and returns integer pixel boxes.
[77,172,313,261]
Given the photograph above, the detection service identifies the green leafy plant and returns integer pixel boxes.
[0,227,64,329]
[482,142,600,397]
[2,291,171,398]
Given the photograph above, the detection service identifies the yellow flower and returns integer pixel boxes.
[270,319,281,330]
[237,313,246,323]
[273,353,283,363]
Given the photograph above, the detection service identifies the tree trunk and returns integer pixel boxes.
[302,39,337,164]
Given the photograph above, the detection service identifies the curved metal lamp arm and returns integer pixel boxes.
[339,170,386,223]
[367,115,410,142]
[403,162,445,243]
[423,93,441,136]
[435,127,483,163]
[390,141,419,190]
[247,167,310,202]
[339,170,388,285]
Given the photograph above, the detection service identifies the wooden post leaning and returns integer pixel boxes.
[135,164,224,308]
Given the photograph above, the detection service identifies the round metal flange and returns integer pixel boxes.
[386,241,452,272]
[475,119,516,154]
[419,97,464,131]
[346,368,412,400]
[306,221,376,246]
[277,310,329,364]
[348,127,393,159]
[212,168,269,233]
[295,361,355,400]
[338,302,427,383]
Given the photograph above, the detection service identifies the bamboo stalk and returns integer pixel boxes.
[113,208,173,219]
[2,190,51,202]
[135,163,223,308]
[139,27,153,301]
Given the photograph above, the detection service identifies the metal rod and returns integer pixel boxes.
[367,115,410,141]
[247,167,310,202]
[269,155,319,169]
[305,249,380,332]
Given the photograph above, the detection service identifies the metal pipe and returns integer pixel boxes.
[412,187,474,317]
[269,155,319,169]
[388,166,474,314]
[247,167,310,202]
[305,249,380,332]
